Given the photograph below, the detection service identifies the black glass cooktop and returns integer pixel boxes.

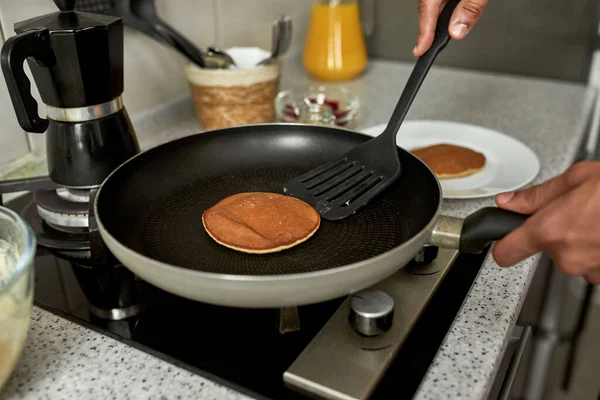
[7,194,487,400]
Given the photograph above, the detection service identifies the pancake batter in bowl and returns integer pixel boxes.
[0,239,32,389]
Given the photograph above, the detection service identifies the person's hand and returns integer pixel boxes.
[414,0,488,57]
[492,161,600,284]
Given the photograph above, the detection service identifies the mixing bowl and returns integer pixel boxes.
[0,206,36,390]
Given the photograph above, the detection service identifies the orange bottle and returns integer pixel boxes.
[303,0,368,82]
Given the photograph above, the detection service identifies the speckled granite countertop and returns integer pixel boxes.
[2,59,597,400]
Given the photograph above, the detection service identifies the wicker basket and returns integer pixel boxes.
[185,61,282,131]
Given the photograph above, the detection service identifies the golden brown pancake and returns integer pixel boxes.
[202,192,321,254]
[410,143,486,179]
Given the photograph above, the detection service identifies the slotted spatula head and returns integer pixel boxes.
[283,0,460,221]
[284,134,401,220]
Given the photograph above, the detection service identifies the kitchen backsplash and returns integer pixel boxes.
[0,0,312,166]
[0,0,598,171]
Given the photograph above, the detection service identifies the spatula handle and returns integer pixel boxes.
[383,0,461,141]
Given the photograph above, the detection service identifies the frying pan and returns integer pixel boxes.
[95,124,528,308]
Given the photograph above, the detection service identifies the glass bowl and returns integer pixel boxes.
[274,86,360,128]
[0,206,36,391]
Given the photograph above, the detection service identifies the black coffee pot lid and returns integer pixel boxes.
[15,0,121,34]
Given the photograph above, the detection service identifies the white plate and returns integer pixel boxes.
[360,120,540,199]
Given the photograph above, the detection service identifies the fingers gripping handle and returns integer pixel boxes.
[1,28,55,133]
[459,207,528,254]
[432,0,461,52]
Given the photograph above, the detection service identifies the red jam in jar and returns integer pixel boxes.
[283,98,351,127]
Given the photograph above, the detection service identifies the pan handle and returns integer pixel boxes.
[459,207,528,253]
[430,207,528,254]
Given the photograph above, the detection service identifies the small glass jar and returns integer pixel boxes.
[298,101,336,126]
[274,86,360,128]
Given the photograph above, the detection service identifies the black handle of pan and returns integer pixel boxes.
[459,207,529,254]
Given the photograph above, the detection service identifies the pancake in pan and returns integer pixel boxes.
[202,192,321,254]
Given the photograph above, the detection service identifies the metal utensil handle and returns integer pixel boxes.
[381,0,460,142]
[279,16,293,57]
[272,18,282,58]
[258,18,281,66]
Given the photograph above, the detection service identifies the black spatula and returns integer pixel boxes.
[284,0,460,221]
[74,0,206,67]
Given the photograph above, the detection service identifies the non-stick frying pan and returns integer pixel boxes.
[95,124,527,308]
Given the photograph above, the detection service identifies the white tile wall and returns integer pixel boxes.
[0,0,310,166]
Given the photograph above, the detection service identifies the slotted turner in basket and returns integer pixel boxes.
[284,0,460,220]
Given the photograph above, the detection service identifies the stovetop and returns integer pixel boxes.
[6,193,488,400]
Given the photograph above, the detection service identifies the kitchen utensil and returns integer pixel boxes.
[203,49,234,69]
[2,1,139,188]
[0,206,36,389]
[207,46,236,68]
[362,120,541,199]
[129,0,206,67]
[257,16,292,66]
[257,19,280,66]
[278,16,293,58]
[74,0,206,68]
[303,0,368,81]
[260,19,279,66]
[283,0,459,221]
[95,123,527,309]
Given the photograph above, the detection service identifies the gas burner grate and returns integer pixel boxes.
[34,189,89,232]
[20,201,90,251]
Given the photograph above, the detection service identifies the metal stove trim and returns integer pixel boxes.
[284,248,459,400]
[36,204,88,228]
[89,304,144,321]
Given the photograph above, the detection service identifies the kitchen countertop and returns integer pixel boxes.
[2,58,597,400]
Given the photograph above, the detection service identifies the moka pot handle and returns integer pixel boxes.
[1,28,55,133]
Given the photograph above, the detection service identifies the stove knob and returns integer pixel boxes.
[349,289,394,337]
